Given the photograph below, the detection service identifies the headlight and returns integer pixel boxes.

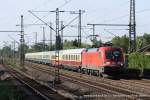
[104,62,110,64]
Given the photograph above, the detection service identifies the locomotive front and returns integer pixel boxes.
[101,47,124,75]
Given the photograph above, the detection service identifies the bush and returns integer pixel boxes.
[128,52,150,70]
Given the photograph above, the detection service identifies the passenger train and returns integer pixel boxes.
[25,46,124,77]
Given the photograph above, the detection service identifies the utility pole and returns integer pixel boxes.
[13,41,16,63]
[12,41,15,63]
[42,27,46,51]
[20,15,25,69]
[71,10,85,47]
[53,8,64,84]
[78,10,82,47]
[61,21,64,49]
[49,22,52,50]
[87,24,96,46]
[129,0,136,53]
[34,32,38,44]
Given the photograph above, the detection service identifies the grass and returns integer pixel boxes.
[4,58,23,70]
[0,80,25,100]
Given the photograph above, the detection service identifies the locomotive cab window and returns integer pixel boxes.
[105,50,121,60]
[113,50,121,58]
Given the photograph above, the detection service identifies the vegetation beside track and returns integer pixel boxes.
[128,52,150,70]
[3,58,22,70]
[125,52,150,78]
[0,80,25,100]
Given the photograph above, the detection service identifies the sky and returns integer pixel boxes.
[0,0,150,48]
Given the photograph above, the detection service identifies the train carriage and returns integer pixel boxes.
[51,49,84,70]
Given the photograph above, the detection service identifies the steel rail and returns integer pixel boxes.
[27,62,144,100]
[4,64,69,100]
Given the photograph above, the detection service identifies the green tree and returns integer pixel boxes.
[111,35,129,53]
[31,42,49,52]
[136,33,150,52]
[143,33,150,44]
[1,46,12,58]
[18,44,29,54]
[72,39,78,47]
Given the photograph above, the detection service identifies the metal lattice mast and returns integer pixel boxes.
[20,15,25,68]
[49,22,52,50]
[78,10,82,47]
[42,27,46,51]
[61,21,64,49]
[129,0,136,53]
[54,8,61,83]
[71,10,85,47]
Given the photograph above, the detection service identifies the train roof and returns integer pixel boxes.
[26,48,85,55]
[85,48,98,52]
[25,47,122,55]
[59,48,84,54]
[85,47,121,52]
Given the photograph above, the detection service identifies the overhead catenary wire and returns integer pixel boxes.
[87,1,130,23]
[58,0,73,9]
[60,16,79,31]
[98,7,150,24]
[28,10,56,32]
[31,13,53,26]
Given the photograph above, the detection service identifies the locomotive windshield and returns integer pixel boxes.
[105,50,121,60]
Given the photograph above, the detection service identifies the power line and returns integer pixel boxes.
[99,8,150,24]
[58,0,73,9]
[87,1,130,23]
[31,13,53,26]
[87,24,129,26]
[28,10,56,32]
[30,0,55,11]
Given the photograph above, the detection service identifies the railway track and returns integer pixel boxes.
[25,61,150,100]
[3,64,71,100]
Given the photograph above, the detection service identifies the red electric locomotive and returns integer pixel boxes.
[81,47,124,76]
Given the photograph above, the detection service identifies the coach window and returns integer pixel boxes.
[70,55,72,60]
[70,55,71,60]
[76,55,77,61]
[66,55,67,60]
